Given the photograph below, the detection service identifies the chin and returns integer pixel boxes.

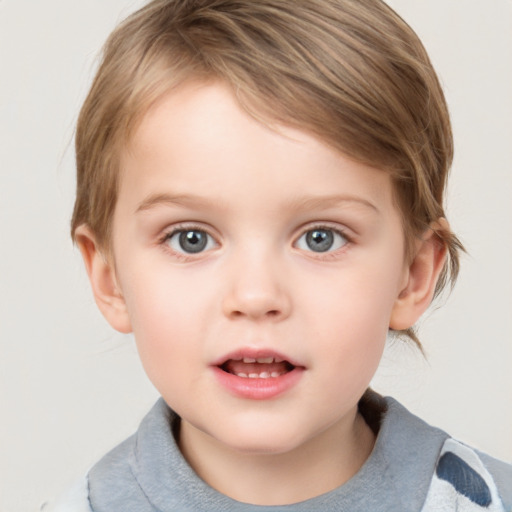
[212,423,314,457]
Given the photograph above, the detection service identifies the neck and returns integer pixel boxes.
[178,408,375,506]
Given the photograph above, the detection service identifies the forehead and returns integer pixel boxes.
[117,81,396,218]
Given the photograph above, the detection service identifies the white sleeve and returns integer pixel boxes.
[40,477,92,512]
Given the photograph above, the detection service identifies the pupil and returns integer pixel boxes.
[306,230,333,252]
[179,230,207,253]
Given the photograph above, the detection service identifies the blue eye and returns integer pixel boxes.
[166,229,216,254]
[296,228,347,253]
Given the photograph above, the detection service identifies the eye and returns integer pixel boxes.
[295,227,348,253]
[165,229,216,254]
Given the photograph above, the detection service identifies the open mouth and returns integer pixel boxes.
[219,357,296,379]
[213,352,305,399]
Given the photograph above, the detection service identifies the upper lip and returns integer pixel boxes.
[211,348,304,368]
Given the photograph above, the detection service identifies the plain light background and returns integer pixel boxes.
[0,1,511,510]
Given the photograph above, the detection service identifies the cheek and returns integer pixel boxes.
[314,290,390,397]
[126,283,208,401]
[307,263,402,334]
[119,267,210,368]
[301,259,403,371]
[121,258,210,327]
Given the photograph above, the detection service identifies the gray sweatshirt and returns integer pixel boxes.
[45,396,512,511]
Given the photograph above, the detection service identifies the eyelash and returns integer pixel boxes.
[158,223,352,261]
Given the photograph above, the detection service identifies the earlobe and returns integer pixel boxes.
[389,221,448,331]
[74,225,132,334]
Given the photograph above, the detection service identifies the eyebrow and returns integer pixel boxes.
[135,193,218,213]
[287,194,379,213]
[135,192,379,214]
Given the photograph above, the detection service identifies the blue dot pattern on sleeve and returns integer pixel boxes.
[421,439,507,512]
[436,451,492,507]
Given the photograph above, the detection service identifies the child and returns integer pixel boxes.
[50,0,511,510]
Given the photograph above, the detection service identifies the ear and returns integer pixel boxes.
[389,220,448,331]
[74,225,132,333]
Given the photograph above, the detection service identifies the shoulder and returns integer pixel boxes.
[422,437,512,511]
[41,400,170,512]
[40,477,92,512]
[375,396,511,511]
[476,449,512,507]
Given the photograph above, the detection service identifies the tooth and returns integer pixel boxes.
[237,372,248,378]
[259,372,270,379]
[248,373,259,378]
[271,372,282,378]
[243,357,256,363]
[256,357,274,364]
[273,357,283,363]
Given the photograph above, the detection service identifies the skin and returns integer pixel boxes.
[76,81,446,505]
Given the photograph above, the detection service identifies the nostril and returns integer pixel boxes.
[222,289,291,320]
[228,308,282,320]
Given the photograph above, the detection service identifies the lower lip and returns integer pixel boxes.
[212,366,304,400]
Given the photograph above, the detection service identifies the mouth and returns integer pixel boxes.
[219,356,296,379]
[212,350,304,399]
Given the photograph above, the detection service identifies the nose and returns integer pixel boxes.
[221,251,292,321]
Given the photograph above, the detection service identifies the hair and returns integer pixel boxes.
[71,0,464,346]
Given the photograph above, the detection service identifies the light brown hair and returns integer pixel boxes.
[72,0,464,345]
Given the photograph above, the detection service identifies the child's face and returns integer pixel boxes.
[109,82,409,455]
